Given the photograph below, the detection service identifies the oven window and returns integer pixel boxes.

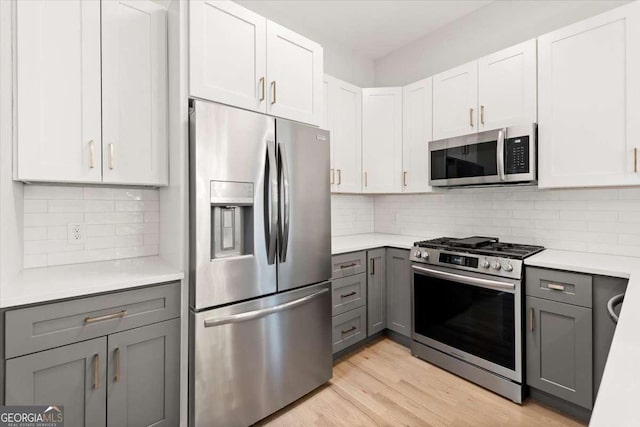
[430,141,498,180]
[413,271,515,370]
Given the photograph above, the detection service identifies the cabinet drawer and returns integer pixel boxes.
[5,282,180,359]
[332,274,367,316]
[526,267,592,308]
[332,306,366,354]
[332,251,366,279]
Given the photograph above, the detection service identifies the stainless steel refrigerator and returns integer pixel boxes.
[188,100,332,427]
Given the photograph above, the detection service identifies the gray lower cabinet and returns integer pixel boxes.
[526,295,593,409]
[367,248,386,336]
[5,337,108,427]
[107,319,180,427]
[385,248,411,337]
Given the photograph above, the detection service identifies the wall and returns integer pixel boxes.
[236,1,375,87]
[331,194,374,236]
[374,0,630,86]
[23,185,160,268]
[375,186,640,257]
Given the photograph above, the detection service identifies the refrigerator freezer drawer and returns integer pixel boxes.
[189,282,332,427]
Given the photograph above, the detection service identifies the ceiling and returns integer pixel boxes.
[237,1,493,60]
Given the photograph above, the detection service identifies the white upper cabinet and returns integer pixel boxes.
[266,21,323,126]
[102,0,168,186]
[402,78,432,193]
[15,0,102,183]
[538,2,640,188]
[326,76,362,194]
[189,1,323,126]
[189,1,266,113]
[433,61,478,140]
[362,88,403,193]
[478,39,537,130]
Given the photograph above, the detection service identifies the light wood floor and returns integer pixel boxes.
[257,338,586,427]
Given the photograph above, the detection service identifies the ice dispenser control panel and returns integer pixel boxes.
[210,181,254,260]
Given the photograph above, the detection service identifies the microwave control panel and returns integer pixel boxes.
[505,136,530,174]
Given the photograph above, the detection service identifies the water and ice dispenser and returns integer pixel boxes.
[210,181,254,259]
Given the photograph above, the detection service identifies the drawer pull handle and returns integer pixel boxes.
[93,353,100,390]
[341,326,357,335]
[547,283,565,291]
[114,347,121,383]
[339,263,357,269]
[340,291,357,298]
[529,307,534,332]
[84,310,127,324]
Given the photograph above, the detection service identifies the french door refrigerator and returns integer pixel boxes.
[188,100,332,427]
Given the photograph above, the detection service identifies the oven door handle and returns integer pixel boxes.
[412,265,515,291]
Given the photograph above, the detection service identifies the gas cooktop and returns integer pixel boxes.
[413,236,545,260]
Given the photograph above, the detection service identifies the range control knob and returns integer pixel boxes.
[413,249,421,259]
[420,251,429,259]
[491,261,501,271]
[480,258,490,269]
[502,262,514,272]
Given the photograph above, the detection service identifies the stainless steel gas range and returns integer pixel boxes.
[409,236,544,403]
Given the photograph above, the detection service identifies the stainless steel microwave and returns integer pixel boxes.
[429,124,537,187]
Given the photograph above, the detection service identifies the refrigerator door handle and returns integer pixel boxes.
[203,287,329,327]
[278,144,291,262]
[265,141,278,264]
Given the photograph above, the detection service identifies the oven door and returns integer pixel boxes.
[429,124,536,187]
[411,264,522,382]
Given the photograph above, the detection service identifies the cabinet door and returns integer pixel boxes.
[5,338,107,427]
[107,319,180,427]
[189,1,266,113]
[526,296,593,409]
[332,78,362,193]
[362,88,403,193]
[15,0,101,183]
[402,78,432,193]
[538,2,640,188]
[266,20,323,126]
[385,248,411,337]
[102,0,168,186]
[433,61,478,140]
[478,39,537,130]
[367,248,386,336]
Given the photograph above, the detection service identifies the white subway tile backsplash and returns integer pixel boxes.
[371,186,640,257]
[23,185,160,268]
[331,195,375,236]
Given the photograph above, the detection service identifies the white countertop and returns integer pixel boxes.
[525,250,639,426]
[1,256,184,308]
[332,233,425,255]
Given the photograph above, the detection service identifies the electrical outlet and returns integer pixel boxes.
[67,223,86,244]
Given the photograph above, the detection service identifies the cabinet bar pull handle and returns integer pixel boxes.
[84,310,127,324]
[330,169,335,184]
[364,171,367,187]
[480,105,485,125]
[114,348,121,383]
[469,108,474,127]
[89,140,95,168]
[341,326,357,335]
[635,148,638,173]
[547,283,565,291]
[370,259,375,275]
[529,308,534,332]
[93,354,100,390]
[271,81,276,104]
[340,263,357,269]
[340,291,357,298]
[259,77,265,101]
[403,171,408,187]
[337,169,342,185]
[109,144,114,170]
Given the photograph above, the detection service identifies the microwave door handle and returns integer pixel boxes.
[265,141,278,265]
[278,143,290,262]
[497,128,506,181]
